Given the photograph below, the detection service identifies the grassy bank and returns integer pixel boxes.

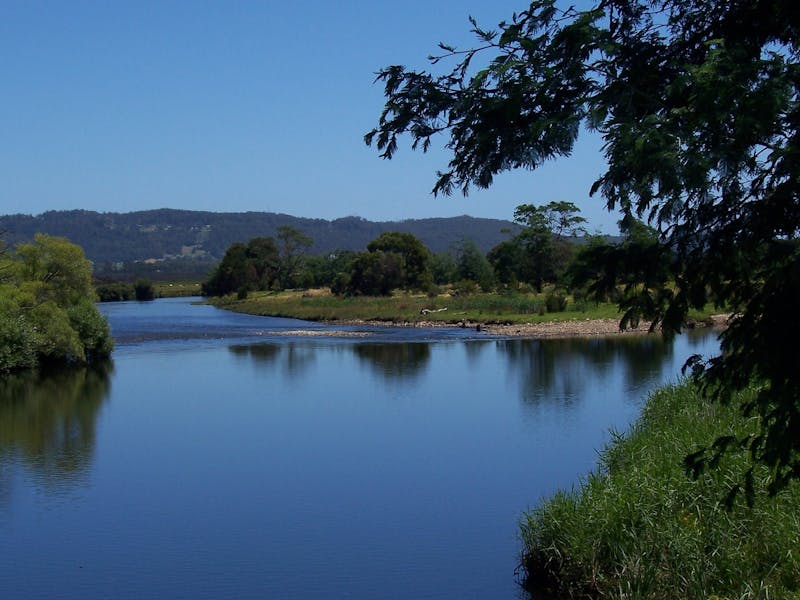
[209,288,718,326]
[152,280,202,298]
[520,382,800,598]
[95,280,202,301]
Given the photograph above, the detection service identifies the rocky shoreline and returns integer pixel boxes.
[325,314,730,339]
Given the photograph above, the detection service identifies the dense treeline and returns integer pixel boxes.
[0,234,113,373]
[204,202,635,307]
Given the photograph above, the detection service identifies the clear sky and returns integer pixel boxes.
[1,0,619,233]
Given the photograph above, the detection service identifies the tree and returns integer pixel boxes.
[276,226,312,289]
[454,239,495,291]
[366,231,432,290]
[201,242,251,296]
[15,233,95,306]
[133,279,155,301]
[430,252,459,285]
[345,250,405,296]
[487,238,525,286]
[0,235,112,372]
[245,236,280,289]
[367,1,800,492]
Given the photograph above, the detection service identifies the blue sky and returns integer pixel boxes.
[1,0,618,233]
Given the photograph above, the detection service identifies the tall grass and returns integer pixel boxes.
[520,383,800,598]
[210,288,626,324]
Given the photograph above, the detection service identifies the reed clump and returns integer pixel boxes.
[520,382,800,598]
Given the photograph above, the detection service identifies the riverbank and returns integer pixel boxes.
[520,381,800,597]
[208,288,727,339]
[326,314,729,338]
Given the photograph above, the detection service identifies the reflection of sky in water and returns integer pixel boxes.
[1,298,721,599]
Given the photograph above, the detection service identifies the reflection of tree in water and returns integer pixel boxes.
[463,340,492,368]
[228,342,316,377]
[229,343,281,363]
[583,335,675,388]
[0,362,112,489]
[353,343,431,381]
[497,335,674,406]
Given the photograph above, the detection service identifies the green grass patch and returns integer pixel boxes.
[152,281,202,298]
[208,288,632,325]
[520,382,800,598]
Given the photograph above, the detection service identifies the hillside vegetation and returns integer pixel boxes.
[0,209,519,266]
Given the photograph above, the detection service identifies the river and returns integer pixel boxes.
[0,297,719,599]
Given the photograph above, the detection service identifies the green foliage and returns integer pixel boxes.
[429,252,458,285]
[0,235,112,373]
[450,279,479,297]
[454,239,495,291]
[0,307,37,371]
[95,282,135,302]
[544,291,568,313]
[214,286,635,325]
[303,251,357,288]
[15,233,95,305]
[203,231,314,296]
[276,226,312,289]
[68,299,114,360]
[133,279,155,301]
[366,231,433,291]
[345,250,405,296]
[202,236,283,296]
[368,0,800,490]
[521,382,800,598]
[341,232,433,296]
[1,209,518,263]
[202,242,250,296]
[487,239,523,286]
[330,271,350,297]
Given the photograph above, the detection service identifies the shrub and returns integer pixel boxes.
[133,279,155,301]
[95,282,135,302]
[450,279,478,296]
[545,291,568,313]
[68,300,114,360]
[330,272,350,297]
[0,312,37,372]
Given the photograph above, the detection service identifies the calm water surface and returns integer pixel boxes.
[0,298,719,599]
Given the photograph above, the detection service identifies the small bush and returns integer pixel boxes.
[133,279,155,301]
[330,272,350,297]
[451,279,479,296]
[545,291,568,313]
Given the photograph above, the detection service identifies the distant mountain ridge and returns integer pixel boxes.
[0,209,520,264]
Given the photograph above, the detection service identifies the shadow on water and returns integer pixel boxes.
[0,361,113,496]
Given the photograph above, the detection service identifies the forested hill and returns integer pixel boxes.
[0,209,519,263]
